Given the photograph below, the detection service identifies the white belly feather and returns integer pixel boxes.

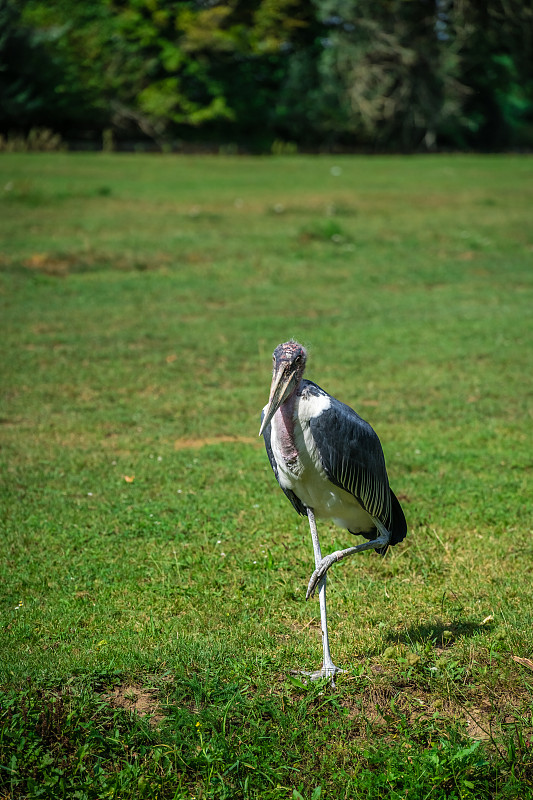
[269,391,375,534]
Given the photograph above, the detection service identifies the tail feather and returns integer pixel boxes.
[375,489,407,556]
[389,489,407,546]
[350,489,408,556]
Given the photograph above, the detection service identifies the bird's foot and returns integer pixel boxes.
[306,552,342,600]
[291,665,343,688]
[306,537,391,600]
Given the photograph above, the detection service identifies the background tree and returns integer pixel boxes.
[449,0,533,148]
[0,0,104,133]
[2,0,532,150]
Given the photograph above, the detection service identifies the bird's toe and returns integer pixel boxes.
[306,554,337,599]
[306,569,321,600]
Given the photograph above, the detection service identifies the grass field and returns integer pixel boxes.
[1,152,532,799]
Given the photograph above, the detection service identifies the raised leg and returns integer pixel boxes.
[306,522,390,601]
[299,508,342,684]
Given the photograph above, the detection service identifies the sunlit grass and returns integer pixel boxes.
[1,153,533,798]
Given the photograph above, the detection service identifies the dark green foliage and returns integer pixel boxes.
[449,1,533,148]
[1,0,532,149]
[0,0,104,132]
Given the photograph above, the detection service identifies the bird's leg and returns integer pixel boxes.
[297,508,342,684]
[306,524,390,601]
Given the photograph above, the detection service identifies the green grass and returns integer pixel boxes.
[1,152,533,799]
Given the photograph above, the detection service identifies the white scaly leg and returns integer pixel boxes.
[299,508,342,685]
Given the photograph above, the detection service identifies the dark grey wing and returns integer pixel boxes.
[309,391,393,532]
[261,410,307,517]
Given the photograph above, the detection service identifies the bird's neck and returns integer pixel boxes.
[274,390,299,463]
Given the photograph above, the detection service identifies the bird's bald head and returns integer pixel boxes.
[259,341,308,437]
[272,340,307,379]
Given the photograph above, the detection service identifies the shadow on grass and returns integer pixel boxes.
[386,619,493,648]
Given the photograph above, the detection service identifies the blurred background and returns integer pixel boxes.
[1,0,532,154]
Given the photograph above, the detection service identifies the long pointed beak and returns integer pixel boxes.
[259,366,296,436]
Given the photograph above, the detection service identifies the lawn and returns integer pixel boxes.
[1,152,532,799]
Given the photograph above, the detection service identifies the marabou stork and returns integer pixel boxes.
[259,340,407,682]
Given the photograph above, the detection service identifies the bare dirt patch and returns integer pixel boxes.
[174,435,258,450]
[103,683,164,726]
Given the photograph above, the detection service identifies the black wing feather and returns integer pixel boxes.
[309,390,392,528]
[308,383,406,547]
[261,410,307,517]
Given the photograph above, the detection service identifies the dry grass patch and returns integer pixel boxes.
[0,250,173,276]
[174,435,258,450]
